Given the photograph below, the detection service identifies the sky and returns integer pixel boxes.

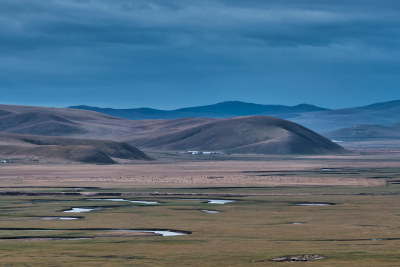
[0,0,399,109]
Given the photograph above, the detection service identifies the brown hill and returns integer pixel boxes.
[0,104,345,156]
[0,111,86,136]
[0,104,214,140]
[130,116,346,155]
[0,133,152,164]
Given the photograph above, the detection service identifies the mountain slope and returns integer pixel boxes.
[130,116,346,155]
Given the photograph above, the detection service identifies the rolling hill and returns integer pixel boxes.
[129,116,346,155]
[291,100,400,133]
[0,104,214,140]
[0,133,152,164]
[0,104,346,156]
[325,123,400,141]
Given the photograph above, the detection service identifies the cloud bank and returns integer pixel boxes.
[0,0,399,108]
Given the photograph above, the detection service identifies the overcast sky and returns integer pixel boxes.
[0,0,399,109]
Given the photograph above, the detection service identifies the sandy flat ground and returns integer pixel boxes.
[0,153,397,188]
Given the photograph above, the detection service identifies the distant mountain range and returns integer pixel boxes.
[70,101,328,120]
[70,100,400,134]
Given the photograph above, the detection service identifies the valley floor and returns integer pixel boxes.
[0,153,399,266]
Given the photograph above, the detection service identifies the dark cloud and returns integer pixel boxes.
[0,0,399,108]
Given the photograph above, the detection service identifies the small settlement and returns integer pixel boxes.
[180,151,225,155]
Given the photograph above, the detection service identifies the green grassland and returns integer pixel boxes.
[0,196,399,265]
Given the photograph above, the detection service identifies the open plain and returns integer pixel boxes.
[2,0,400,265]
[0,152,400,266]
